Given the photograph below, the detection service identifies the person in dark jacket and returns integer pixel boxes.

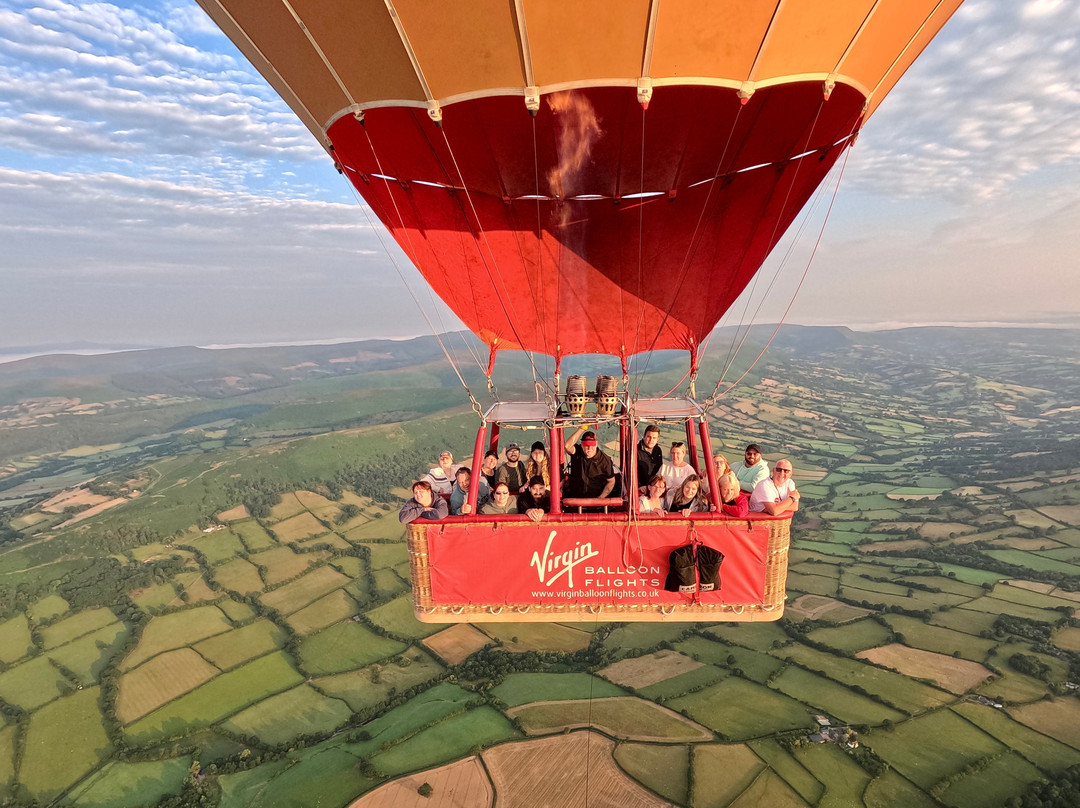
[636,424,663,490]
[517,475,551,523]
[399,480,448,523]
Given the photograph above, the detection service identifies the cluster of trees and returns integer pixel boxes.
[1006,764,1080,808]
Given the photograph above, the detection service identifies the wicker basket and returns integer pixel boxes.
[407,517,790,623]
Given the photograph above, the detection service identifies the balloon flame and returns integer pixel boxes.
[546,92,602,206]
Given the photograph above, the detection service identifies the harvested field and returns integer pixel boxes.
[1008,698,1080,750]
[483,731,675,808]
[1054,626,1080,652]
[1034,505,1080,525]
[268,493,307,522]
[1010,580,1080,603]
[216,504,251,521]
[422,623,491,665]
[856,644,993,693]
[787,594,870,622]
[508,697,711,741]
[272,512,330,543]
[347,757,491,808]
[117,648,220,724]
[39,488,111,512]
[772,645,954,713]
[599,649,703,690]
[259,565,349,614]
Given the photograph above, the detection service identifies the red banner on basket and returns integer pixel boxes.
[424,520,769,606]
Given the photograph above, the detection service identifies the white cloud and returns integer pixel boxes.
[850,3,1080,202]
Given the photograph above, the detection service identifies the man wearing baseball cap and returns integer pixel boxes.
[496,443,529,493]
[564,426,615,504]
[421,450,460,496]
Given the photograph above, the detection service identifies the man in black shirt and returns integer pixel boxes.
[636,424,662,490]
[564,428,615,501]
[496,443,528,492]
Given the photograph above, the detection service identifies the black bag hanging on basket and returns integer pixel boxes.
[696,545,724,592]
[664,544,697,593]
[665,542,725,594]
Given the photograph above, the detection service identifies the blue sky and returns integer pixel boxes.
[1,0,1079,354]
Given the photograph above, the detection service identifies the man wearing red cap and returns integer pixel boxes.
[564,427,615,502]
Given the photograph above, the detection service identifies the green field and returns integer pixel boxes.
[66,757,191,808]
[193,619,284,671]
[747,738,825,805]
[28,593,70,621]
[21,687,111,799]
[512,697,709,740]
[691,743,766,807]
[883,614,996,661]
[124,651,304,742]
[805,618,892,653]
[312,648,444,712]
[122,605,233,669]
[771,644,953,714]
[864,709,1003,789]
[492,672,625,707]
[769,666,906,725]
[221,684,353,745]
[614,743,690,804]
[369,707,517,774]
[259,565,350,614]
[952,701,1080,772]
[638,664,726,700]
[791,743,871,808]
[0,654,71,710]
[298,622,407,675]
[48,621,129,684]
[364,594,442,640]
[213,557,265,594]
[286,589,358,634]
[0,614,33,663]
[667,678,814,740]
[42,606,118,649]
[939,752,1044,808]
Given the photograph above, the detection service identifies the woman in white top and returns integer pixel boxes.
[639,474,667,515]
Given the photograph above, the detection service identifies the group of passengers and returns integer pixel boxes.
[399,426,799,523]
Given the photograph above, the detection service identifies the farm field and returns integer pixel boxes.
[2,328,1080,806]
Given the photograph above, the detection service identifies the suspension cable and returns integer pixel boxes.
[701,138,854,412]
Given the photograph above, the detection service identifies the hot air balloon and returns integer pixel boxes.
[197,0,964,622]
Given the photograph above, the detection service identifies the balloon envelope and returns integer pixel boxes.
[198,0,963,361]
